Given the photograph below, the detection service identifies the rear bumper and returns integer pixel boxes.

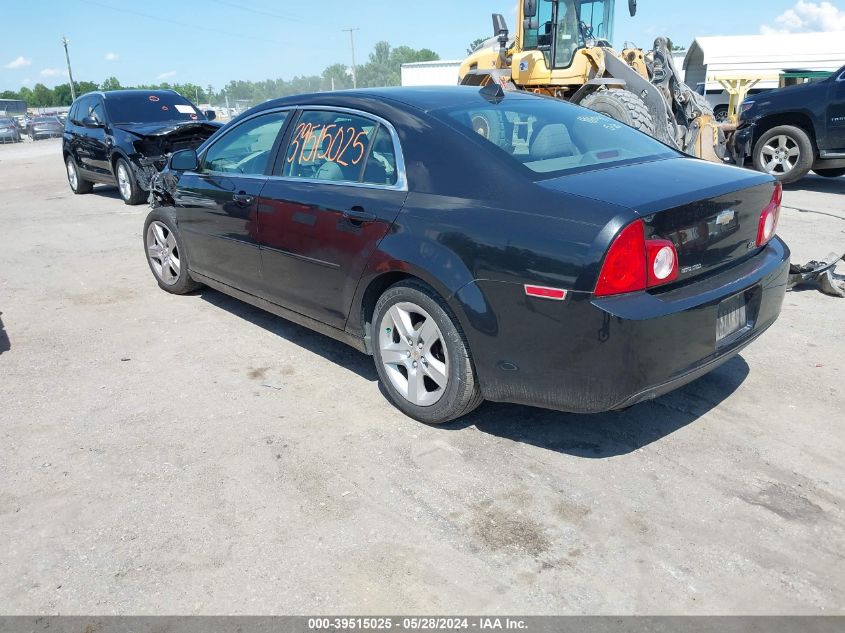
[461,237,790,413]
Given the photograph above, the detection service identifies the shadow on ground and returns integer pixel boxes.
[785,175,845,196]
[199,287,750,458]
[0,312,9,355]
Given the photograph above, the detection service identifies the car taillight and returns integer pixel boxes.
[757,182,782,247]
[595,219,680,297]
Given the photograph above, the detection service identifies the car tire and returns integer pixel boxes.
[372,280,483,424]
[813,168,845,178]
[579,88,657,136]
[143,212,202,294]
[66,156,94,194]
[115,157,147,205]
[752,125,814,184]
[713,105,729,123]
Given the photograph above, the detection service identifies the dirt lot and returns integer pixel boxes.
[1,139,843,615]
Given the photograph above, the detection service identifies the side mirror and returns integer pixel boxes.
[204,110,216,121]
[524,0,538,18]
[170,148,198,171]
[82,116,103,128]
[492,13,509,38]
[629,0,637,16]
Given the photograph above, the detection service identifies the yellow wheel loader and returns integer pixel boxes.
[459,0,727,163]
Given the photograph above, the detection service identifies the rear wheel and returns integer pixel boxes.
[579,88,656,136]
[813,168,845,178]
[372,281,483,424]
[752,125,814,184]
[115,157,147,205]
[713,105,729,123]
[66,156,94,194]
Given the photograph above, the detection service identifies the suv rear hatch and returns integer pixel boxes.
[540,157,778,283]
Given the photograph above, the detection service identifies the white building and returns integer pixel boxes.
[401,60,463,87]
[683,31,845,112]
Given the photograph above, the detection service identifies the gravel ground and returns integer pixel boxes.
[0,138,843,615]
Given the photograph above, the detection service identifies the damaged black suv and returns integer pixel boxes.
[63,90,222,205]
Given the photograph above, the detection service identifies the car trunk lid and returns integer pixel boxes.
[539,157,778,282]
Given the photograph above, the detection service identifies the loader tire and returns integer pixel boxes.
[579,89,656,137]
[468,110,507,146]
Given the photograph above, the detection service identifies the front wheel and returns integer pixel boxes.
[143,212,202,294]
[752,125,814,184]
[372,281,483,424]
[813,168,845,178]
[579,88,656,136]
[115,157,147,205]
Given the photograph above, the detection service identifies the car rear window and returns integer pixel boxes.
[105,93,204,124]
[430,96,678,179]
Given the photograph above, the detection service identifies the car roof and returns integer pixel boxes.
[252,85,538,115]
[76,89,182,100]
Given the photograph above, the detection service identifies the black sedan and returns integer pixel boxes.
[28,116,63,140]
[144,86,789,424]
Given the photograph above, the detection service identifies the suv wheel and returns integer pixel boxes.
[66,156,94,194]
[372,280,483,424]
[753,125,814,184]
[115,157,147,205]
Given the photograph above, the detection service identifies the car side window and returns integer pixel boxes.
[281,110,378,183]
[68,102,79,124]
[202,111,288,176]
[361,126,398,186]
[72,97,93,124]
[89,100,106,125]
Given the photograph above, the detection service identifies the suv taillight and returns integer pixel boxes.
[757,182,782,247]
[595,220,679,297]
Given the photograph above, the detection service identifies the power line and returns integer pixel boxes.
[208,0,310,24]
[81,0,280,43]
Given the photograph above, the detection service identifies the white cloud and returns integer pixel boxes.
[4,56,32,69]
[157,70,176,80]
[40,68,64,77]
[22,78,32,85]
[105,52,119,61]
[761,1,845,33]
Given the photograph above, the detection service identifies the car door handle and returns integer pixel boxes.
[343,206,376,223]
[233,192,254,206]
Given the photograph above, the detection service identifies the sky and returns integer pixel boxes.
[2,0,844,92]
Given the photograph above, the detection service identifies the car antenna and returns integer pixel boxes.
[479,81,505,104]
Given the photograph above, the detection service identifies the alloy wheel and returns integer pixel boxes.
[379,302,449,407]
[66,159,78,190]
[760,135,800,176]
[146,221,181,286]
[117,163,132,200]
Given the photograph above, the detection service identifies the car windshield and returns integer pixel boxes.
[431,96,678,179]
[105,93,205,124]
[0,118,12,125]
[34,117,57,123]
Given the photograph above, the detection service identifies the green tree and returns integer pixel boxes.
[322,63,354,91]
[53,84,74,106]
[0,90,20,100]
[31,83,54,107]
[74,81,99,95]
[101,76,123,91]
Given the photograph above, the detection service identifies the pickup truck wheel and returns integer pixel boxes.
[753,125,814,184]
[372,280,483,425]
[66,156,94,194]
[115,157,148,205]
[813,168,845,178]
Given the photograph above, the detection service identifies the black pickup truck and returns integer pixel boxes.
[733,64,845,183]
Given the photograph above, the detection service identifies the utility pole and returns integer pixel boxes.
[62,36,76,101]
[342,27,360,88]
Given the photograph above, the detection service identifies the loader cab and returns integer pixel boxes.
[521,0,617,69]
